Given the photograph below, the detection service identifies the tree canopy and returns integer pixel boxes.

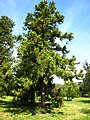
[12,0,82,109]
[0,16,15,96]
[82,61,90,95]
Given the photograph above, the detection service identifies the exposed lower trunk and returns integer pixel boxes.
[31,90,35,104]
[3,75,9,96]
[40,77,45,109]
[0,57,3,64]
[41,90,45,109]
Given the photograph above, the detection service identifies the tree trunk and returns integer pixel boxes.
[31,89,35,104]
[40,77,45,109]
[41,90,45,109]
[0,57,3,64]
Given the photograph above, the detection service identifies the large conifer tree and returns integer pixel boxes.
[16,0,80,108]
[0,16,14,96]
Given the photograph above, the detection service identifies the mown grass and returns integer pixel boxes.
[0,96,90,120]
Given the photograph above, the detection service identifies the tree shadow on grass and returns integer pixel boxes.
[0,100,7,105]
[78,99,90,104]
[0,99,40,115]
[43,103,64,115]
[0,99,64,116]
[81,108,90,114]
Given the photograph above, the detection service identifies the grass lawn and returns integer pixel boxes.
[0,96,90,120]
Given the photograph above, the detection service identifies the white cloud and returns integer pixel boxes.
[53,75,64,84]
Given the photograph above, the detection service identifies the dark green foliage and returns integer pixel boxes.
[63,81,79,101]
[84,62,90,93]
[51,84,64,107]
[80,61,90,96]
[0,16,14,96]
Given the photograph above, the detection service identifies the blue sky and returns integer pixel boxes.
[0,0,90,71]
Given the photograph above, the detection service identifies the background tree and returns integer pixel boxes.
[14,0,81,109]
[63,81,79,101]
[80,61,90,96]
[0,16,15,96]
